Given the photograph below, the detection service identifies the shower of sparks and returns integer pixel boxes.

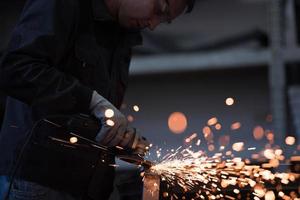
[145,146,300,200]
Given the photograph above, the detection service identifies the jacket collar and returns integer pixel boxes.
[92,0,114,21]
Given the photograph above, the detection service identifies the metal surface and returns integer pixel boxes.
[143,173,160,200]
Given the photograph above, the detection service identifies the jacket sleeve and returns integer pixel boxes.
[0,0,93,114]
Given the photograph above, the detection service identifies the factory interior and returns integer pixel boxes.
[0,0,299,200]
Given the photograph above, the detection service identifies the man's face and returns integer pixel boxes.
[117,0,187,30]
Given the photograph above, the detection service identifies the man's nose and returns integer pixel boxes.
[148,17,161,30]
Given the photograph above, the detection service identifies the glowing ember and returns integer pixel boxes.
[104,109,114,118]
[264,191,275,200]
[253,126,264,140]
[106,119,115,126]
[225,97,235,106]
[219,135,230,146]
[266,132,274,142]
[133,105,140,112]
[168,112,188,134]
[202,126,213,141]
[231,122,241,130]
[215,123,222,130]
[285,136,296,146]
[185,133,198,143]
[264,149,276,160]
[69,137,78,144]
[207,117,218,126]
[232,142,244,152]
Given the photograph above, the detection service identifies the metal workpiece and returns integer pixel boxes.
[143,172,161,200]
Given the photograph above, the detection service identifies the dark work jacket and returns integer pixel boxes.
[0,0,142,199]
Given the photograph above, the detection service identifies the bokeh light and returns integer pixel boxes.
[285,136,296,146]
[215,123,222,130]
[127,115,134,122]
[232,142,244,152]
[168,112,188,134]
[218,135,230,146]
[104,109,114,118]
[225,97,235,106]
[265,191,275,200]
[207,117,218,126]
[133,105,140,112]
[106,119,115,126]
[231,122,241,130]
[253,126,264,140]
[69,137,78,144]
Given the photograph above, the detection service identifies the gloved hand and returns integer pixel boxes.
[90,91,150,155]
[123,127,150,156]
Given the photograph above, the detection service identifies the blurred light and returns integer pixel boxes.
[208,144,215,151]
[106,119,115,126]
[264,149,275,160]
[202,126,213,141]
[264,191,275,200]
[190,133,197,140]
[163,192,169,197]
[215,123,222,130]
[168,112,187,134]
[269,159,280,168]
[104,109,114,118]
[266,114,273,122]
[252,154,260,159]
[232,142,244,152]
[225,97,235,106]
[278,192,284,197]
[202,126,211,135]
[133,105,140,112]
[207,117,218,126]
[285,136,296,146]
[196,139,201,146]
[221,180,228,188]
[266,132,274,141]
[253,126,264,140]
[233,189,240,194]
[69,137,78,144]
[185,138,191,143]
[127,115,134,122]
[275,149,283,156]
[219,135,230,146]
[254,184,266,198]
[231,122,241,130]
[225,151,232,156]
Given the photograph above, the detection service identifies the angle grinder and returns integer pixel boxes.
[44,114,154,170]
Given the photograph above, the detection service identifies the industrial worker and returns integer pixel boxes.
[0,0,195,199]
